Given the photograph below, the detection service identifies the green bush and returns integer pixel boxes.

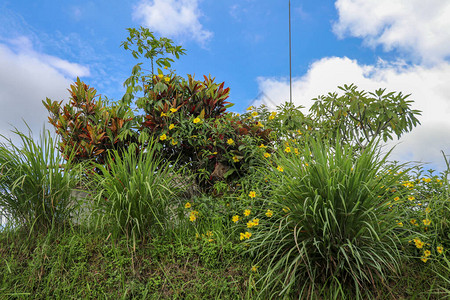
[0,128,81,231]
[247,137,404,298]
[389,157,449,265]
[137,74,273,190]
[43,78,137,174]
[89,141,184,241]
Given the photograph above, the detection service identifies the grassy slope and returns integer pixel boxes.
[1,226,448,299]
[0,226,253,299]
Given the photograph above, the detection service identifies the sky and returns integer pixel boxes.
[1,0,450,172]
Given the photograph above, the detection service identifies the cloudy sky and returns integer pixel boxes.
[1,0,449,172]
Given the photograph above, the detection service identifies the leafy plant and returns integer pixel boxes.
[0,127,81,231]
[248,137,404,298]
[43,78,137,173]
[137,74,273,190]
[309,84,421,150]
[120,26,186,105]
[89,141,184,242]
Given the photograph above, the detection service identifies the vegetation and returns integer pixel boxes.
[1,27,448,299]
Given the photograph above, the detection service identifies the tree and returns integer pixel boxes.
[309,84,421,150]
[120,27,186,105]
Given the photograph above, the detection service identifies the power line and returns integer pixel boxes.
[289,0,292,104]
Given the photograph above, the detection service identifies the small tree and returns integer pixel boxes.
[309,84,421,150]
[120,26,186,105]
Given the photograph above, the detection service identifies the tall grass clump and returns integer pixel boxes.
[0,128,81,232]
[90,141,184,242]
[250,138,405,298]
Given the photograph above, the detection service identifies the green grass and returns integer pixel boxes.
[0,127,81,232]
[0,225,254,299]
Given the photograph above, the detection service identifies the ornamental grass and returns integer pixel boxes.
[0,127,81,232]
[249,137,405,298]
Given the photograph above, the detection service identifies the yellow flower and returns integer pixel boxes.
[424,250,431,257]
[193,117,201,124]
[248,191,256,198]
[206,231,213,237]
[246,106,254,111]
[294,148,299,155]
[423,219,431,226]
[244,209,251,216]
[251,111,258,117]
[164,66,168,70]
[160,134,167,141]
[421,256,429,263]
[189,210,199,222]
[269,115,275,120]
[408,196,415,201]
[251,265,258,272]
[437,246,444,254]
[425,207,431,213]
[164,77,170,82]
[185,202,191,209]
[423,178,431,183]
[259,144,266,148]
[414,238,424,249]
[233,156,239,162]
[277,165,284,172]
[282,207,290,213]
[256,121,264,127]
[227,138,234,145]
[297,130,302,135]
[264,152,271,158]
[158,74,164,79]
[265,209,273,217]
[240,231,252,240]
[171,139,178,145]
[161,112,167,117]
[410,219,417,225]
[397,222,403,227]
[170,108,177,113]
[285,147,291,153]
[394,196,400,201]
[169,123,175,130]
[232,215,240,223]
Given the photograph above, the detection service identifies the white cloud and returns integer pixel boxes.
[0,38,89,142]
[254,57,450,171]
[333,0,450,64]
[133,0,213,45]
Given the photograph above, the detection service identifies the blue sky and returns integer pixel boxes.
[1,0,450,171]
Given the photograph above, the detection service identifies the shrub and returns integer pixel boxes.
[89,141,184,241]
[0,128,81,231]
[390,156,449,265]
[247,137,404,298]
[43,78,137,174]
[137,74,273,190]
